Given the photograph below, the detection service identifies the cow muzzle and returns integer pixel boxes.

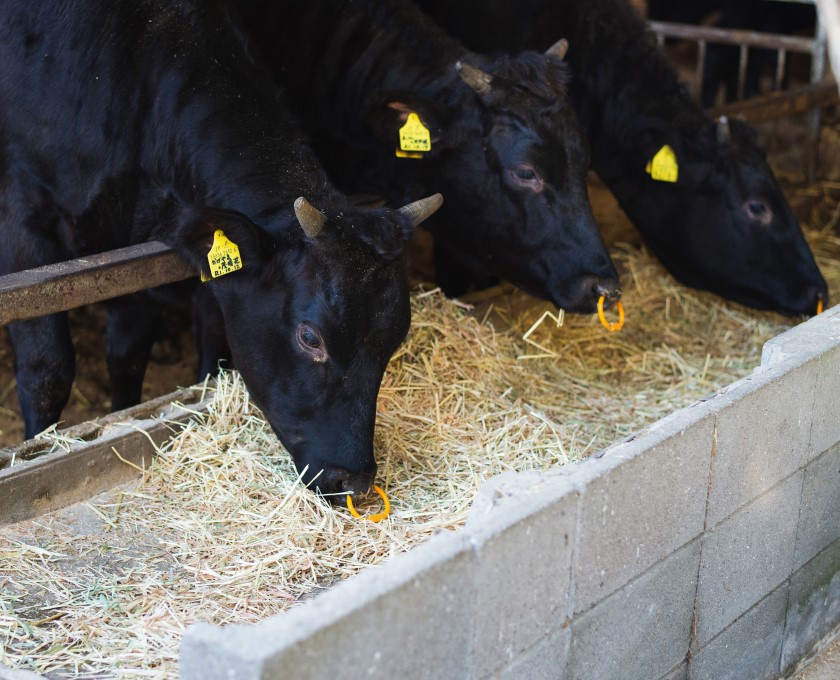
[562,275,622,313]
[314,466,376,503]
[595,281,622,308]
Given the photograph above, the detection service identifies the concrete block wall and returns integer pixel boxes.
[181,307,840,679]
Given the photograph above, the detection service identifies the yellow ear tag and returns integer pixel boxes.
[397,112,431,158]
[203,229,242,281]
[646,145,679,183]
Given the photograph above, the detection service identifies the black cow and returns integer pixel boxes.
[235,0,621,313]
[0,0,442,498]
[416,0,828,315]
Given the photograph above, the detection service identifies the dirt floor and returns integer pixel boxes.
[0,305,199,448]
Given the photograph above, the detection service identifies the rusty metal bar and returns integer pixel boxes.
[738,43,749,100]
[648,20,818,54]
[0,387,210,524]
[649,0,829,180]
[0,241,196,326]
[708,80,838,124]
[807,9,828,181]
[775,48,787,90]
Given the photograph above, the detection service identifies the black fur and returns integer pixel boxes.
[235,0,620,312]
[416,0,828,315]
[0,0,422,497]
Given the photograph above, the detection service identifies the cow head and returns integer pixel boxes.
[170,195,442,501]
[370,42,620,313]
[612,115,826,315]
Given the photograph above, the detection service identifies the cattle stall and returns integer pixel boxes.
[2,15,840,680]
[1,171,839,678]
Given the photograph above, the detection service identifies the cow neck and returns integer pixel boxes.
[565,0,707,185]
[249,0,468,141]
[142,48,347,239]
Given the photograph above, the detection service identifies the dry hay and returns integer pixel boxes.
[2,192,839,677]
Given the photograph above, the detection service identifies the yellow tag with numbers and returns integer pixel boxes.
[398,112,431,153]
[645,145,679,183]
[205,229,242,280]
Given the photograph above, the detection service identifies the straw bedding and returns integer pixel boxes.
[1,187,839,677]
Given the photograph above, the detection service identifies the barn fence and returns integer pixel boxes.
[0,242,201,522]
[648,0,836,180]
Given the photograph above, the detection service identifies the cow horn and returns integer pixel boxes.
[716,116,731,144]
[545,38,569,60]
[398,193,444,227]
[294,196,327,238]
[456,61,493,96]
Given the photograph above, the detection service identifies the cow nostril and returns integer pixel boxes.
[315,466,376,502]
[314,467,350,495]
[343,471,375,497]
[594,282,622,306]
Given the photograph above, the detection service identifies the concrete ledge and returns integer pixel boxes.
[181,529,476,680]
[180,309,840,678]
[691,585,788,680]
[465,472,578,677]
[696,472,803,644]
[567,541,699,680]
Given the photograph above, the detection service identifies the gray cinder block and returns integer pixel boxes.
[781,537,840,673]
[794,443,840,570]
[567,540,700,680]
[181,530,476,680]
[495,628,571,680]
[660,661,688,680]
[466,472,578,678]
[707,364,817,528]
[696,472,802,644]
[760,306,840,371]
[807,343,840,459]
[572,412,712,615]
[759,310,840,458]
[689,585,788,680]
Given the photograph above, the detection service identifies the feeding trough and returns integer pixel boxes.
[1,213,839,677]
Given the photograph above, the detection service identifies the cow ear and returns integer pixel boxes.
[169,208,269,281]
[369,93,448,146]
[356,193,443,259]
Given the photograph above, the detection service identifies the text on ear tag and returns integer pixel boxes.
[398,112,431,153]
[206,229,242,279]
[645,145,679,183]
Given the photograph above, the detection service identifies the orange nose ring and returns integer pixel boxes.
[346,485,391,522]
[597,295,625,332]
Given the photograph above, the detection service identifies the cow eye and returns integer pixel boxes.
[509,164,544,192]
[296,323,328,363]
[513,165,536,181]
[743,199,772,225]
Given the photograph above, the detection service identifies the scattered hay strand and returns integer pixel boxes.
[2,195,839,676]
